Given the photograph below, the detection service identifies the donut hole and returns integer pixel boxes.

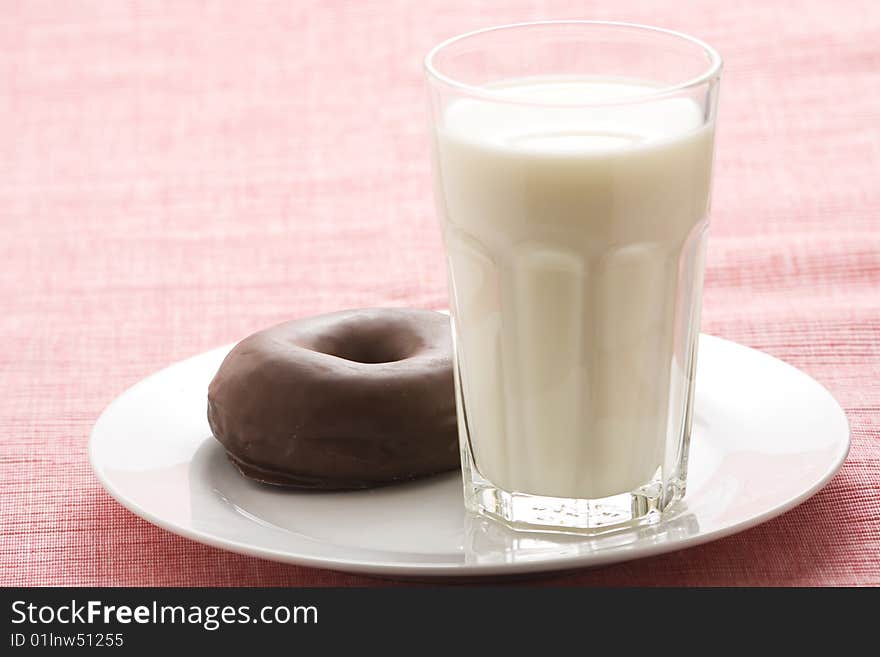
[310,322,423,364]
[324,340,409,364]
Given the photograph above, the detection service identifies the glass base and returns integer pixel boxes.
[464,473,685,536]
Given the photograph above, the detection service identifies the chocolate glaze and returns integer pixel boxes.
[207,309,459,489]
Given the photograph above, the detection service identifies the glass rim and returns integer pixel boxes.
[424,20,723,107]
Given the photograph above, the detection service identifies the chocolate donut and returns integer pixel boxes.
[207,309,459,489]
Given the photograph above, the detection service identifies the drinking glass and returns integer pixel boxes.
[425,21,722,532]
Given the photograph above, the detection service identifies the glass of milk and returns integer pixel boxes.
[425,21,722,533]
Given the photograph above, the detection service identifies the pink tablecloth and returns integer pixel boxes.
[1,0,878,587]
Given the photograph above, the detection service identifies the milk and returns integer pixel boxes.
[433,78,714,500]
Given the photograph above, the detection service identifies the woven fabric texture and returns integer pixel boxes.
[1,0,878,586]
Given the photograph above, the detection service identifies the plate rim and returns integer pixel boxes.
[88,333,851,577]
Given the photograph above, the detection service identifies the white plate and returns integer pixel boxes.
[89,334,849,578]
